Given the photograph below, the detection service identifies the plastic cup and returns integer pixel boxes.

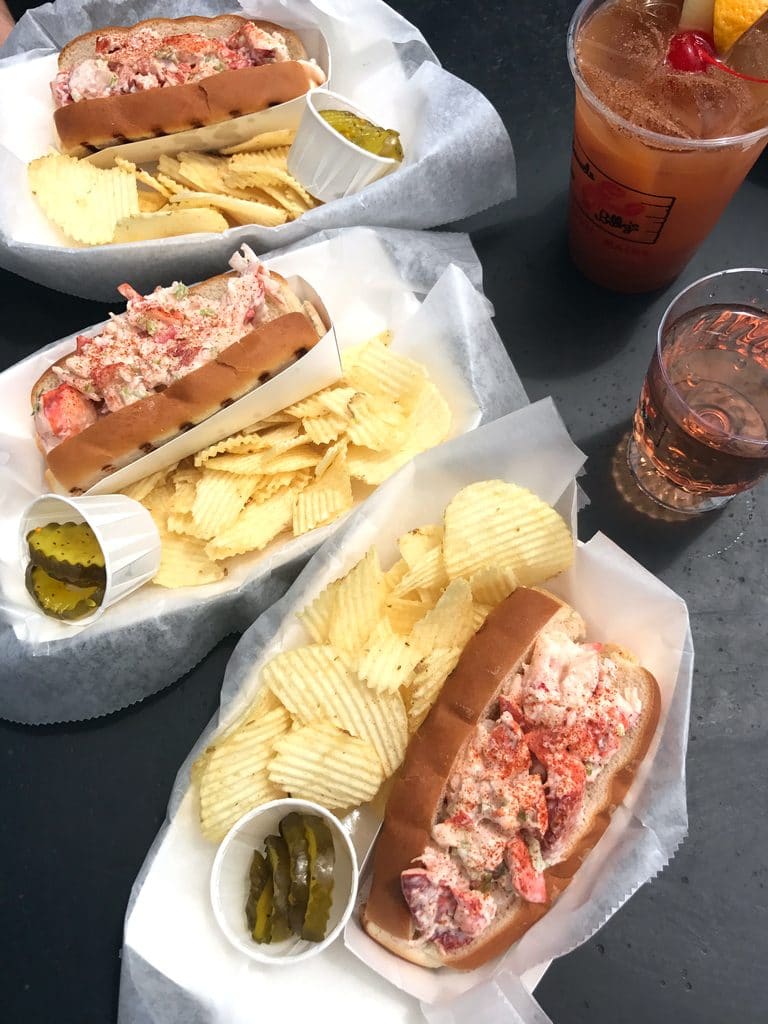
[210,798,359,964]
[287,89,400,201]
[567,0,768,293]
[19,493,161,626]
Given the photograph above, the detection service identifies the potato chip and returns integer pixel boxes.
[385,596,430,634]
[226,160,315,205]
[302,412,348,445]
[176,151,233,194]
[268,720,384,810]
[205,491,293,560]
[358,620,422,694]
[203,453,269,476]
[329,548,387,652]
[407,647,463,732]
[345,393,406,451]
[469,565,518,605]
[172,474,201,515]
[316,387,357,417]
[192,470,258,536]
[283,393,333,418]
[157,154,200,191]
[442,481,574,584]
[197,704,292,839]
[169,191,287,227]
[28,153,139,245]
[261,445,321,473]
[112,206,229,243]
[298,579,341,643]
[384,558,409,590]
[219,129,296,155]
[292,486,347,535]
[392,546,448,597]
[194,432,267,465]
[342,339,427,405]
[345,445,410,486]
[141,482,176,530]
[114,157,174,197]
[404,380,452,453]
[409,579,474,652]
[120,470,167,503]
[398,524,444,568]
[138,191,169,213]
[153,531,226,588]
[314,438,348,479]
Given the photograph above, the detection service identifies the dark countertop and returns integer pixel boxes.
[1,2,766,1022]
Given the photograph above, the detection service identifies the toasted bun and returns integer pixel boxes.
[362,588,662,971]
[33,271,324,494]
[53,16,312,153]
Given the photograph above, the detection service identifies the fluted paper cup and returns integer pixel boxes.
[287,89,400,202]
[19,493,161,627]
[210,799,359,965]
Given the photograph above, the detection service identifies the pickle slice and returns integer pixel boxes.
[251,876,274,944]
[319,109,404,161]
[302,814,335,942]
[27,522,106,585]
[25,563,104,620]
[264,835,292,942]
[279,812,310,934]
[245,849,270,933]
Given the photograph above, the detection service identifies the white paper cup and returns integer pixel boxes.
[210,798,359,964]
[19,493,161,627]
[287,89,400,201]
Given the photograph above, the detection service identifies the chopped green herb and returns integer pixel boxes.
[173,282,189,300]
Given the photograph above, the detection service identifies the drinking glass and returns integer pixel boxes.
[628,268,768,513]
[567,0,768,293]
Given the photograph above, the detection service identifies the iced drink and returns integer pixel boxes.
[568,0,768,292]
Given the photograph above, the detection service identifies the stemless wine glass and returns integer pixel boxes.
[628,268,768,513]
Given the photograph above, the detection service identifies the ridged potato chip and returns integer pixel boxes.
[443,480,574,584]
[205,491,293,560]
[385,596,429,634]
[192,470,258,536]
[137,191,169,213]
[194,432,267,465]
[398,524,444,568]
[292,486,348,535]
[28,153,139,245]
[407,646,463,732]
[196,706,292,841]
[153,531,226,588]
[302,413,348,445]
[169,190,287,227]
[114,157,174,197]
[409,579,474,652]
[342,339,427,405]
[469,565,518,606]
[112,207,229,243]
[329,548,387,652]
[393,545,448,597]
[268,720,384,810]
[120,471,167,504]
[298,580,341,643]
[219,129,296,155]
[358,620,422,694]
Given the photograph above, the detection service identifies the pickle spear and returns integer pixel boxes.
[302,815,335,942]
[25,563,104,620]
[251,876,274,944]
[245,849,270,933]
[279,812,310,934]
[264,835,292,942]
[27,522,106,585]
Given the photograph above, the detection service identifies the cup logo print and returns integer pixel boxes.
[571,137,676,244]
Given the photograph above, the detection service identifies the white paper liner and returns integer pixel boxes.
[114,399,692,1024]
[0,225,526,723]
[0,0,516,300]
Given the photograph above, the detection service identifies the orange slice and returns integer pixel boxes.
[714,0,768,53]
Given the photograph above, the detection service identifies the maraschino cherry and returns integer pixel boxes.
[667,28,768,82]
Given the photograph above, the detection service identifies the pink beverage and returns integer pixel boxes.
[568,0,768,292]
[628,269,768,512]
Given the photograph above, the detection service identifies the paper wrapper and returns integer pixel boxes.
[0,225,525,724]
[115,399,692,1024]
[0,0,516,300]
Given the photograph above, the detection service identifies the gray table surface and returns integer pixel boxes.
[1,1,766,1022]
